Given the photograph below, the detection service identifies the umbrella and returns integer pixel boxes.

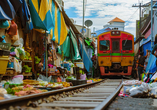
[0,0,16,20]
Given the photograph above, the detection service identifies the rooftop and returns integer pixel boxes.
[108,17,125,23]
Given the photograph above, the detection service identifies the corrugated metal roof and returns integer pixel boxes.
[108,17,125,23]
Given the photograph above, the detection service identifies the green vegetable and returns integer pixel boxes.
[6,87,15,95]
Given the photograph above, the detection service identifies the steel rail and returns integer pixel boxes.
[0,79,104,106]
[94,79,123,110]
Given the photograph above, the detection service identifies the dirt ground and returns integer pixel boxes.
[107,96,157,110]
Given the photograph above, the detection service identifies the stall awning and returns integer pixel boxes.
[58,29,81,60]
[29,0,54,31]
[140,34,151,47]
[146,54,156,73]
[29,0,68,45]
[79,39,93,72]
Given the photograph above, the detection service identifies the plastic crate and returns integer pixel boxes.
[0,56,9,74]
[0,43,11,50]
[0,50,10,56]
[66,79,87,86]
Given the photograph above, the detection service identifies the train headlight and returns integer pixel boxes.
[116,32,119,34]
[112,32,115,34]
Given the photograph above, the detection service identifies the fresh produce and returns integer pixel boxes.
[35,56,41,64]
[6,87,17,95]
[23,80,39,85]
[0,88,7,94]
[23,65,32,73]
[62,82,70,87]
[0,97,5,100]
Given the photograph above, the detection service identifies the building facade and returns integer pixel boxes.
[103,17,125,31]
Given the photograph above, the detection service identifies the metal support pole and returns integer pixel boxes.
[139,3,141,52]
[151,0,153,48]
[82,0,85,68]
[139,3,141,39]
[45,31,48,77]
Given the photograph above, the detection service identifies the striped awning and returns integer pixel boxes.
[29,0,68,45]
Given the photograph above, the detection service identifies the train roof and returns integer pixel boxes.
[97,30,134,38]
[91,27,111,37]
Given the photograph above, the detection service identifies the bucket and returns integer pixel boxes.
[7,62,14,68]
[0,56,9,74]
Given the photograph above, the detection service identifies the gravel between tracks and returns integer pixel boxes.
[107,97,157,110]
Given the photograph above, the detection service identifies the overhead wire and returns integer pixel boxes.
[125,8,139,26]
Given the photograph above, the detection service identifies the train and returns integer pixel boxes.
[97,28,135,77]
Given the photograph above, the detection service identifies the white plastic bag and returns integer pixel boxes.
[149,87,157,98]
[149,82,157,88]
[13,38,23,48]
[14,58,22,73]
[12,75,23,84]
[38,74,52,82]
[129,87,143,97]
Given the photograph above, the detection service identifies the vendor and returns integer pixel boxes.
[151,37,157,71]
[136,50,148,81]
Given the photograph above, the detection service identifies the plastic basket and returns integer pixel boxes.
[0,50,10,56]
[0,56,9,74]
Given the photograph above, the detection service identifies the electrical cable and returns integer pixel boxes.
[125,8,139,26]
[126,8,139,22]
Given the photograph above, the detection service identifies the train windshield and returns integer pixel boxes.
[99,40,110,51]
[122,40,132,50]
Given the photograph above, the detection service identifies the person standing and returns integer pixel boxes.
[137,50,148,81]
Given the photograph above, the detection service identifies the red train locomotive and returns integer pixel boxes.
[97,29,134,76]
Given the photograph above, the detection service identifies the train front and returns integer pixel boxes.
[97,30,134,76]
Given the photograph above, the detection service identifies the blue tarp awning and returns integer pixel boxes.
[79,39,93,72]
[146,54,156,73]
[143,41,152,56]
[140,34,151,46]
[153,2,157,8]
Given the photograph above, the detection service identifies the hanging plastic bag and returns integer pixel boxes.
[14,58,22,73]
[7,20,17,36]
[0,20,10,29]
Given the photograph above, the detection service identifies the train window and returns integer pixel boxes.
[99,40,110,51]
[122,40,132,50]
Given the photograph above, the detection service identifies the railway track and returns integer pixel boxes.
[0,79,123,110]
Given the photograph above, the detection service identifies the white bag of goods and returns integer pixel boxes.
[148,87,157,98]
[122,80,142,86]
[123,86,132,95]
[129,87,143,97]
[12,75,23,84]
